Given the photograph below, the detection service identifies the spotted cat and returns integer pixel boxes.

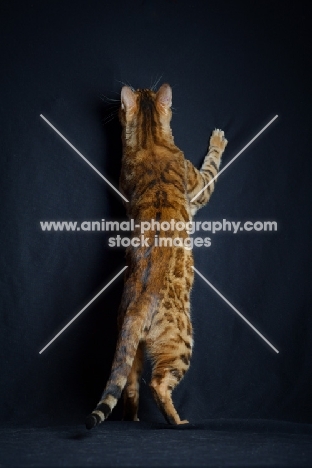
[85,84,227,428]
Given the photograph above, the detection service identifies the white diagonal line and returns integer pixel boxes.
[39,266,128,354]
[40,114,129,203]
[191,115,278,202]
[192,266,279,353]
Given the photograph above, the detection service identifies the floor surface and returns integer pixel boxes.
[1,420,312,467]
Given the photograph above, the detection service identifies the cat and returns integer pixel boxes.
[85,83,227,429]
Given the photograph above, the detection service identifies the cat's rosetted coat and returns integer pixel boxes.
[86,84,227,428]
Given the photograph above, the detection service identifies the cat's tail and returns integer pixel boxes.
[85,295,152,430]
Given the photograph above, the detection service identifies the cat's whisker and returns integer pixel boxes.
[102,117,117,125]
[117,80,135,91]
[99,94,121,105]
[102,108,119,117]
[101,97,120,103]
[102,110,119,125]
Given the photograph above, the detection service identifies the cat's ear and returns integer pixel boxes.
[121,86,136,111]
[156,84,172,109]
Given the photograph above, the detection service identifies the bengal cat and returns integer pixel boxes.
[85,83,227,429]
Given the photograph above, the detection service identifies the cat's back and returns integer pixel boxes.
[121,146,189,221]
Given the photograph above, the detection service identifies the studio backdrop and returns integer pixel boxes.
[1,0,311,427]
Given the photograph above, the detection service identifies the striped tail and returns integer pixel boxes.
[85,296,151,430]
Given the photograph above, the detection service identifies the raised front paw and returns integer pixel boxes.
[210,128,228,152]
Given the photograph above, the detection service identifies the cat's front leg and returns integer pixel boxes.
[186,129,227,215]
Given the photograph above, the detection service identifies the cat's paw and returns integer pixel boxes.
[210,129,228,151]
[177,419,189,425]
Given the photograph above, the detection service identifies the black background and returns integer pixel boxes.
[1,0,312,466]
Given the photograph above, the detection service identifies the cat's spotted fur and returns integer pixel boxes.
[85,84,227,428]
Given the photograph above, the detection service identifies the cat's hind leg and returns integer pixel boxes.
[149,344,191,425]
[123,341,144,421]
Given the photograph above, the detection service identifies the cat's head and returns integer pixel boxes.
[119,84,173,146]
